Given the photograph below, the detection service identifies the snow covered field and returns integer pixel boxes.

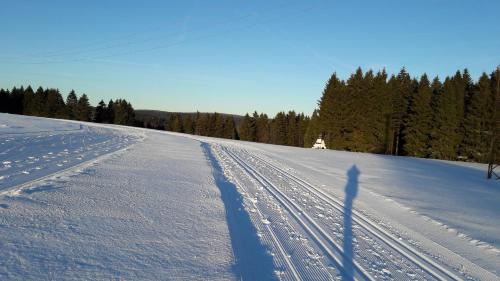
[0,113,499,280]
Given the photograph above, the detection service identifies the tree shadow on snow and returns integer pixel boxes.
[342,165,360,281]
[201,143,277,281]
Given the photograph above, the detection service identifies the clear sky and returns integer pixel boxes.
[1,0,499,116]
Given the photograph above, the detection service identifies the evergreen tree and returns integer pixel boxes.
[0,89,9,113]
[223,116,239,139]
[403,74,433,157]
[113,99,135,125]
[94,100,107,123]
[76,94,91,121]
[270,111,288,145]
[239,113,254,141]
[106,100,115,123]
[9,86,24,114]
[461,73,491,161]
[318,73,344,149]
[304,109,321,147]
[22,86,35,115]
[213,113,225,138]
[256,113,270,143]
[168,113,184,132]
[388,68,414,155]
[32,87,46,116]
[46,89,66,118]
[66,90,78,119]
[194,111,202,135]
[429,76,458,159]
[183,115,195,134]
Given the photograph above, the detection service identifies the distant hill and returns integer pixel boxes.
[135,110,244,127]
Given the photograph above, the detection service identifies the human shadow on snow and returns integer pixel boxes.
[342,165,360,281]
[201,143,277,281]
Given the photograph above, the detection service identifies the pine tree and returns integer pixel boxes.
[223,116,239,139]
[388,68,414,155]
[430,77,459,160]
[183,115,195,134]
[304,109,321,147]
[46,89,66,118]
[66,90,78,119]
[403,74,433,157]
[0,89,10,113]
[22,86,35,115]
[9,86,24,114]
[296,113,309,147]
[94,100,107,123]
[168,113,183,132]
[76,94,91,121]
[270,111,288,145]
[256,113,270,143]
[194,111,202,135]
[460,73,491,161]
[106,100,115,124]
[318,73,344,149]
[238,113,253,141]
[113,99,135,125]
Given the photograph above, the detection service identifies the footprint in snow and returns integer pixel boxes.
[261,218,271,225]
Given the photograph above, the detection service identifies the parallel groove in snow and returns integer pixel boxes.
[242,149,465,281]
[212,147,303,281]
[223,146,374,281]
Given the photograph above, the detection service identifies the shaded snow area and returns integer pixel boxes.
[1,114,499,280]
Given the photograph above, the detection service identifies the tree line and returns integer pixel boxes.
[307,67,499,163]
[140,110,310,147]
[2,66,497,164]
[238,111,309,147]
[0,86,136,125]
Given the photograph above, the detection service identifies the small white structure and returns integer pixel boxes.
[312,137,326,149]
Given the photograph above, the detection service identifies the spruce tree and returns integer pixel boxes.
[256,113,270,143]
[66,90,78,119]
[0,89,9,113]
[430,77,459,160]
[76,94,91,121]
[46,89,66,118]
[183,115,195,134]
[94,100,107,123]
[304,109,321,147]
[238,113,253,141]
[223,116,239,139]
[403,74,433,157]
[104,100,114,123]
[22,86,35,115]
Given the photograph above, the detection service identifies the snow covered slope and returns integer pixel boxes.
[1,114,499,280]
[0,114,235,280]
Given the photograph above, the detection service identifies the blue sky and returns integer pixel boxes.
[1,0,499,116]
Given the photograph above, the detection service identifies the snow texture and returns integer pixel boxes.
[1,113,499,280]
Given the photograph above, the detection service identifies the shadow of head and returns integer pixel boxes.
[345,165,360,199]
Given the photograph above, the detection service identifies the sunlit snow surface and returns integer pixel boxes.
[1,113,499,280]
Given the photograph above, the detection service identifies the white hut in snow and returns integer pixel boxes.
[312,136,326,149]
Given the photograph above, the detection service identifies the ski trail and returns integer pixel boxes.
[205,143,302,281]
[204,141,499,280]
[223,146,373,281]
[243,149,465,281]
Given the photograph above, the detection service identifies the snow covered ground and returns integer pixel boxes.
[1,113,499,280]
